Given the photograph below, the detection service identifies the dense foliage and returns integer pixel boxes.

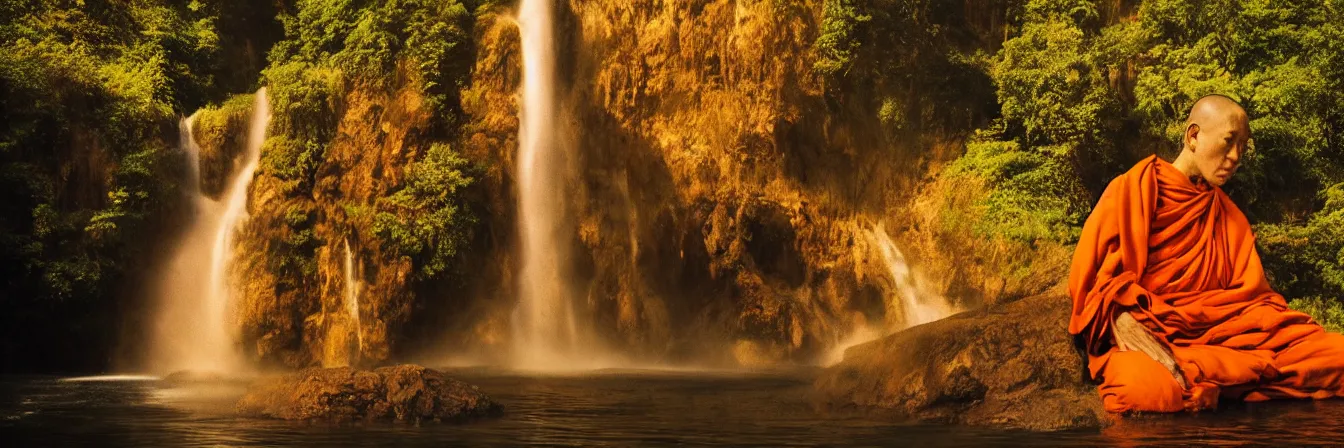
[372,143,476,279]
[0,0,233,372]
[262,0,478,286]
[812,0,1001,135]
[821,0,1344,306]
[262,0,473,191]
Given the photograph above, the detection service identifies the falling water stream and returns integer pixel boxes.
[180,113,203,197]
[512,0,589,369]
[343,238,363,357]
[870,224,953,329]
[150,88,271,375]
[824,224,955,365]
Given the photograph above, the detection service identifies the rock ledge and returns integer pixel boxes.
[237,364,502,423]
[814,291,1111,431]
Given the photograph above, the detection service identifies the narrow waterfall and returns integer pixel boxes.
[511,0,585,369]
[344,238,364,357]
[823,224,954,365]
[871,225,952,329]
[181,112,203,196]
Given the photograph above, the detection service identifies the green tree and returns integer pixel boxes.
[373,143,477,279]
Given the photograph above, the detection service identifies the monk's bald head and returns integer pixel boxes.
[1174,94,1251,187]
[1186,95,1248,131]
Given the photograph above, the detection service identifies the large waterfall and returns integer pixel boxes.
[511,0,588,369]
[150,88,271,374]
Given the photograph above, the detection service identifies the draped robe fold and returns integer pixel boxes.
[1068,155,1344,413]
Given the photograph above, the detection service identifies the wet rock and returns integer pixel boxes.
[236,364,502,423]
[814,291,1110,431]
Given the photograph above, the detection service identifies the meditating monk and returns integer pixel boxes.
[1068,94,1344,413]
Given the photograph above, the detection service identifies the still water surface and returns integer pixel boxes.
[3,368,1344,446]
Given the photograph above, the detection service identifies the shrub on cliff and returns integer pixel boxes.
[812,0,1000,136]
[1258,183,1344,303]
[267,0,472,122]
[262,0,474,188]
[374,143,476,280]
[944,136,1089,245]
[1289,296,1344,334]
[261,0,479,288]
[812,0,871,77]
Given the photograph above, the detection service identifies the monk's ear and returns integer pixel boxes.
[1184,123,1201,152]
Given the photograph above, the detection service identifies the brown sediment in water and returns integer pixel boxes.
[236,364,502,423]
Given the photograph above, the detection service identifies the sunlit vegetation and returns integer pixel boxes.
[262,0,479,285]
[818,0,1344,313]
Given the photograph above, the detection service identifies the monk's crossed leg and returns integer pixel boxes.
[1247,329,1344,401]
[1098,351,1185,413]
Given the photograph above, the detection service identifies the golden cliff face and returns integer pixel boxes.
[217,0,1020,369]
[564,0,911,365]
[223,77,432,368]
[445,0,976,366]
[191,96,256,201]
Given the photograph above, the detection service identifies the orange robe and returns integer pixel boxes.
[1068,155,1344,413]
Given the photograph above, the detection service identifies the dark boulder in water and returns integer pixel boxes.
[814,291,1110,431]
[236,364,502,423]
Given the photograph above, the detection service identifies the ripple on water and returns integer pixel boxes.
[58,375,161,383]
[4,372,1344,446]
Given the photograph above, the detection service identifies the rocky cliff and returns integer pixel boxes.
[428,0,1013,366]
[206,0,1033,369]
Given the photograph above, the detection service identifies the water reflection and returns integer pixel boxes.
[1101,399,1344,446]
[2,371,1344,446]
[58,375,161,383]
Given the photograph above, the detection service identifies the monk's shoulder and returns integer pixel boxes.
[1091,156,1159,207]
[1077,175,1124,232]
[1095,172,1129,205]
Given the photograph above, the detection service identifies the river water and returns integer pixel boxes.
[3,369,1343,446]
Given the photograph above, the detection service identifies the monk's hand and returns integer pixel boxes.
[1113,311,1189,390]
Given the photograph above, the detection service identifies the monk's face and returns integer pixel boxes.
[1186,111,1251,187]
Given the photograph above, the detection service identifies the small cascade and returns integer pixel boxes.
[824,224,955,365]
[343,238,364,357]
[871,225,952,329]
[181,112,203,196]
